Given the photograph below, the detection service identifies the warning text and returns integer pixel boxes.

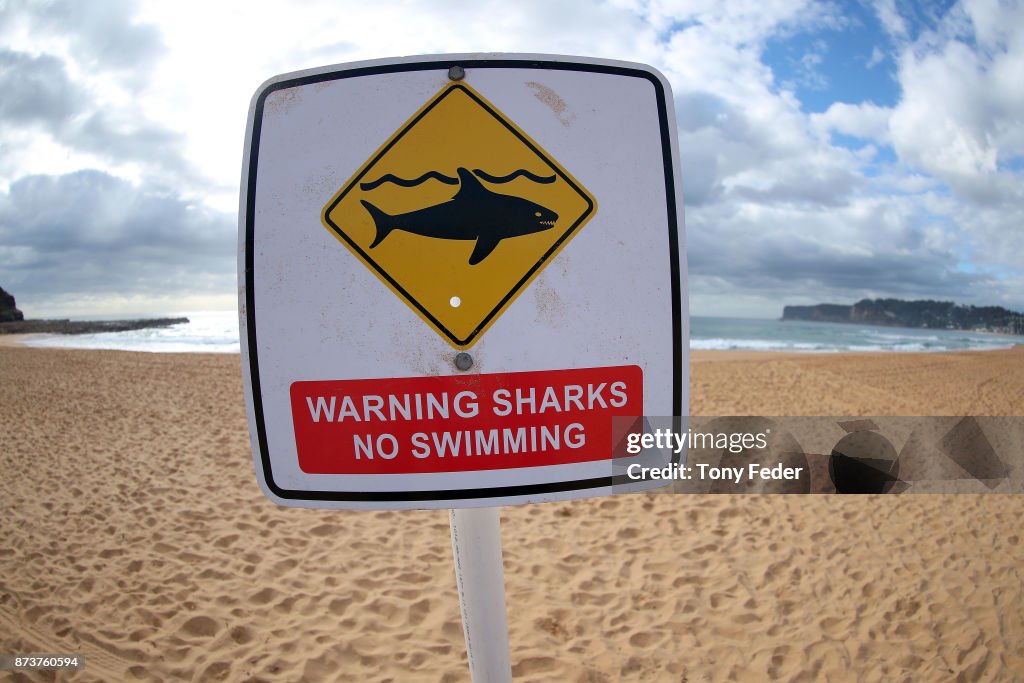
[290,366,643,474]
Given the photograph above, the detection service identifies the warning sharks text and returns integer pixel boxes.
[290,366,643,474]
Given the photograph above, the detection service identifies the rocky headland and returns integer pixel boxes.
[0,286,188,335]
[0,286,24,323]
[782,298,1024,334]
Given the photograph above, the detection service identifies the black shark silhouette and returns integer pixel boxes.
[360,167,559,265]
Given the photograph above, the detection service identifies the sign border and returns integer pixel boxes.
[241,55,685,504]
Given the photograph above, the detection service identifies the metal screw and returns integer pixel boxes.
[448,65,465,81]
[454,352,473,371]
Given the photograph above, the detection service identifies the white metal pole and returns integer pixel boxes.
[449,507,513,683]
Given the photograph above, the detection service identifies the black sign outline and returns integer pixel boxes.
[243,58,684,504]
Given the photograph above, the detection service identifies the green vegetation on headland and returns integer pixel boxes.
[782,298,1024,335]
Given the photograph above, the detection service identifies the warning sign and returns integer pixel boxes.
[291,365,642,474]
[322,83,596,347]
[240,55,687,509]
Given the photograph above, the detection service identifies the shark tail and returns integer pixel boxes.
[361,200,396,248]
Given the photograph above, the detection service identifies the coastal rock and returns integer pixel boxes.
[0,317,189,335]
[0,286,24,323]
[781,304,851,324]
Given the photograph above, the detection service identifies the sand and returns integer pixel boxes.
[1,344,1022,682]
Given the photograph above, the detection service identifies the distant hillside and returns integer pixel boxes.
[782,298,1024,334]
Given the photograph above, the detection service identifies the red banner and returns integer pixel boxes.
[290,365,643,474]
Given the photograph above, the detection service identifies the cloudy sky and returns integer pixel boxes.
[0,0,1021,318]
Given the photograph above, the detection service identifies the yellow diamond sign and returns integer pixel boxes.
[322,83,596,348]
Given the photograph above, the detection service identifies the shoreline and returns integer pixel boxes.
[1,342,1021,416]
[0,332,40,347]
[690,345,1024,361]
[2,330,1020,356]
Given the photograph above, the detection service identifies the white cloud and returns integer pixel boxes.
[866,45,885,68]
[812,101,891,142]
[886,0,1024,203]
[132,0,663,211]
[871,0,908,39]
[0,169,234,314]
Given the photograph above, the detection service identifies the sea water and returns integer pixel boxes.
[690,316,1023,353]
[19,311,1024,354]
[23,311,241,353]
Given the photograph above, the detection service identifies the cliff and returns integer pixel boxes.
[782,298,1024,334]
[0,286,24,323]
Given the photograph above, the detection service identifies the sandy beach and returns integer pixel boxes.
[1,344,1023,682]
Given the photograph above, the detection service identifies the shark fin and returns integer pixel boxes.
[361,200,395,248]
[455,167,487,197]
[469,235,501,265]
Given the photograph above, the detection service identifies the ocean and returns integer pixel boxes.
[23,311,241,353]
[690,316,1023,352]
[18,311,1024,354]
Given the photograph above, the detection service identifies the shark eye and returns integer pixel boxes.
[534,212,542,217]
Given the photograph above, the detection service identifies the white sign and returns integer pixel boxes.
[239,54,688,509]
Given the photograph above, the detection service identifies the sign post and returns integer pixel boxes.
[450,508,512,682]
[239,53,686,679]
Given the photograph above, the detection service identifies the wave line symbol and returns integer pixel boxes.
[471,169,556,185]
[360,169,556,191]
[360,171,458,191]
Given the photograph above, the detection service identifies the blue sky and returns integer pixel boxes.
[0,0,1022,318]
[766,22,899,112]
